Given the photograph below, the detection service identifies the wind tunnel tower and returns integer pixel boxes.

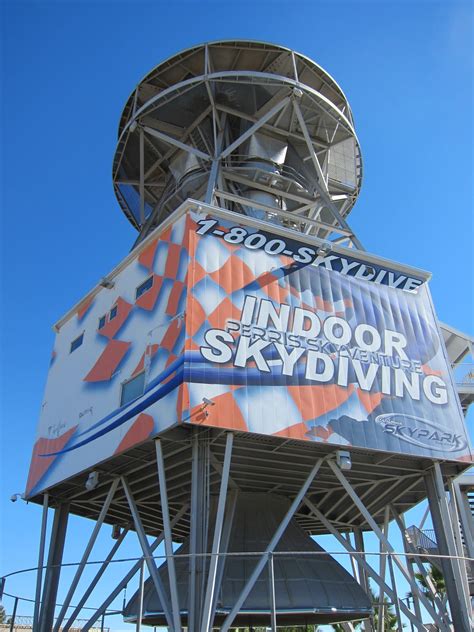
[23,41,474,632]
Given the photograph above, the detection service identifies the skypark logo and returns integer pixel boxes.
[375,413,468,452]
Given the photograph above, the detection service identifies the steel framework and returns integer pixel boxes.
[11,40,474,632]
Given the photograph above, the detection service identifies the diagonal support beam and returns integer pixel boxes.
[220,456,325,632]
[210,489,238,617]
[81,504,188,632]
[121,476,174,630]
[63,527,128,632]
[292,97,364,250]
[303,498,427,632]
[327,459,451,631]
[53,479,120,632]
[142,125,211,162]
[220,95,291,159]
[155,439,182,632]
[390,506,450,629]
[293,99,329,194]
[201,432,234,632]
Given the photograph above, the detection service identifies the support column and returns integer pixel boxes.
[425,465,472,632]
[54,479,119,632]
[376,507,390,632]
[39,502,69,632]
[201,432,234,632]
[303,498,427,632]
[353,527,374,632]
[327,459,450,631]
[452,480,474,559]
[33,493,49,632]
[63,527,128,631]
[81,504,188,632]
[188,431,210,632]
[121,476,174,630]
[390,508,423,627]
[155,439,182,632]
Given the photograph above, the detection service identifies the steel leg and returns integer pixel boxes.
[425,464,473,632]
[63,528,128,631]
[81,504,187,632]
[155,439,182,631]
[136,559,145,632]
[303,498,426,632]
[54,479,119,631]
[33,493,49,632]
[121,476,174,630]
[39,503,69,632]
[201,432,234,632]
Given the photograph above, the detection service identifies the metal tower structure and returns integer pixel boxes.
[13,41,474,632]
[113,41,363,250]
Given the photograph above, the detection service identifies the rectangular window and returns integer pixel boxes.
[120,372,146,406]
[70,333,84,353]
[98,315,106,330]
[136,276,153,300]
[110,305,118,320]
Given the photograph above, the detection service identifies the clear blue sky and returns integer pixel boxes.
[1,0,473,629]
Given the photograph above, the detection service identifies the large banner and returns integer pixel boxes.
[26,209,472,497]
[182,212,472,462]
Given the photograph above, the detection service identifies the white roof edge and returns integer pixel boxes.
[439,321,474,345]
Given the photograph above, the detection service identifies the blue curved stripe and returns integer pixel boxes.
[75,354,186,438]
[40,368,184,457]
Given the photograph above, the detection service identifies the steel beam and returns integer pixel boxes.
[390,507,445,627]
[353,527,374,632]
[63,527,128,631]
[39,503,69,632]
[54,479,119,632]
[447,477,472,603]
[143,125,211,162]
[155,439,182,631]
[452,479,474,559]
[376,507,389,632]
[33,493,49,632]
[210,488,238,617]
[121,476,174,630]
[81,504,188,632]
[303,498,426,632]
[327,459,450,631]
[425,464,473,632]
[220,457,325,632]
[220,96,291,159]
[268,552,277,632]
[201,432,234,632]
[136,559,145,632]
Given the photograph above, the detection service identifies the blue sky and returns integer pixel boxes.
[1,0,473,629]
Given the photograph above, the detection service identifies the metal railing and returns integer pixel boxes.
[406,526,438,551]
[1,548,473,632]
[0,617,107,632]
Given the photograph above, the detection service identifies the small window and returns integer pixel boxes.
[121,372,145,406]
[98,315,106,330]
[110,305,118,320]
[136,276,153,300]
[70,333,84,353]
